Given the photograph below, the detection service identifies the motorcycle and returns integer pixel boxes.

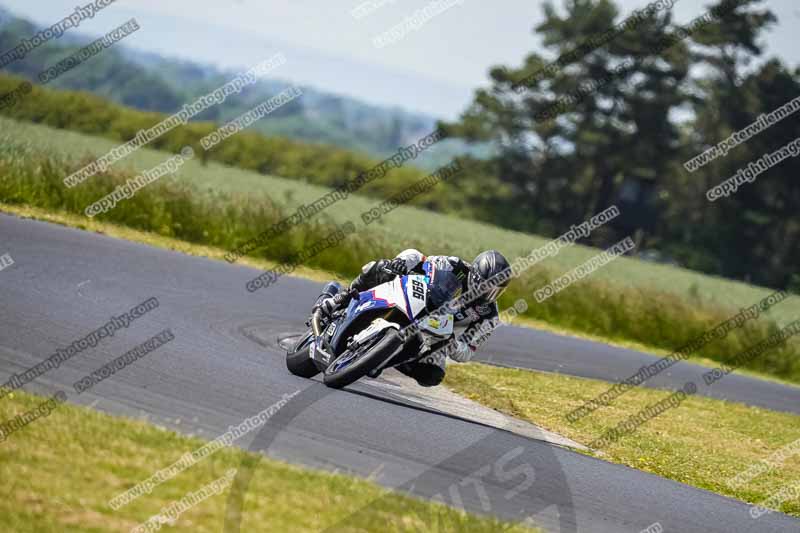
[285,259,460,389]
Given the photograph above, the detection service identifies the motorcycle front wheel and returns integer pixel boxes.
[323,329,403,389]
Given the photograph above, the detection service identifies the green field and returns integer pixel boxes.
[0,389,537,532]
[1,116,799,383]
[3,116,793,314]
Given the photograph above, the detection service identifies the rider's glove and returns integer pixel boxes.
[315,289,357,317]
[315,297,338,317]
[383,258,408,276]
[448,339,476,363]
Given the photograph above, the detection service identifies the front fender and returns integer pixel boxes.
[351,318,400,347]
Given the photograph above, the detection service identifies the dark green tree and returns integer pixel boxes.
[441,0,689,244]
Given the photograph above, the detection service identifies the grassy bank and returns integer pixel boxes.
[445,363,800,518]
[2,117,793,312]
[0,389,537,532]
[1,118,799,383]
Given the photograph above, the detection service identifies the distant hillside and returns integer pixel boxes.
[0,6,489,169]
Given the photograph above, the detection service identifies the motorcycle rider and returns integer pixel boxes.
[314,249,511,386]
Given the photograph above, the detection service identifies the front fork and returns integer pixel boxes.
[308,281,343,330]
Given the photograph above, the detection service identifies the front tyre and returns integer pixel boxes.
[286,331,320,378]
[323,329,403,389]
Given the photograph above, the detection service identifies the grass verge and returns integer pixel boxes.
[444,363,800,518]
[0,389,538,532]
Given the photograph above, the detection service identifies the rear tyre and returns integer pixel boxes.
[285,331,320,378]
[323,329,403,389]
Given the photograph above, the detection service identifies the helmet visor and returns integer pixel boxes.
[469,268,509,303]
[483,286,506,302]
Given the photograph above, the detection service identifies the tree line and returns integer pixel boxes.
[440,0,799,289]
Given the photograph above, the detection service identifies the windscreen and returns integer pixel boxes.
[425,264,461,312]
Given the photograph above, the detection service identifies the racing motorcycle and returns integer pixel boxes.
[285,260,460,389]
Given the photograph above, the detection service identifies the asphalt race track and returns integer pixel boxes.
[1,213,798,532]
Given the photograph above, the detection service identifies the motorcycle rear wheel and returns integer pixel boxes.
[285,331,320,378]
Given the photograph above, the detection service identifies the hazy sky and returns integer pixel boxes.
[2,1,797,118]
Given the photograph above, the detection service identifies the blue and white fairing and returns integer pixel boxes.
[325,260,459,355]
